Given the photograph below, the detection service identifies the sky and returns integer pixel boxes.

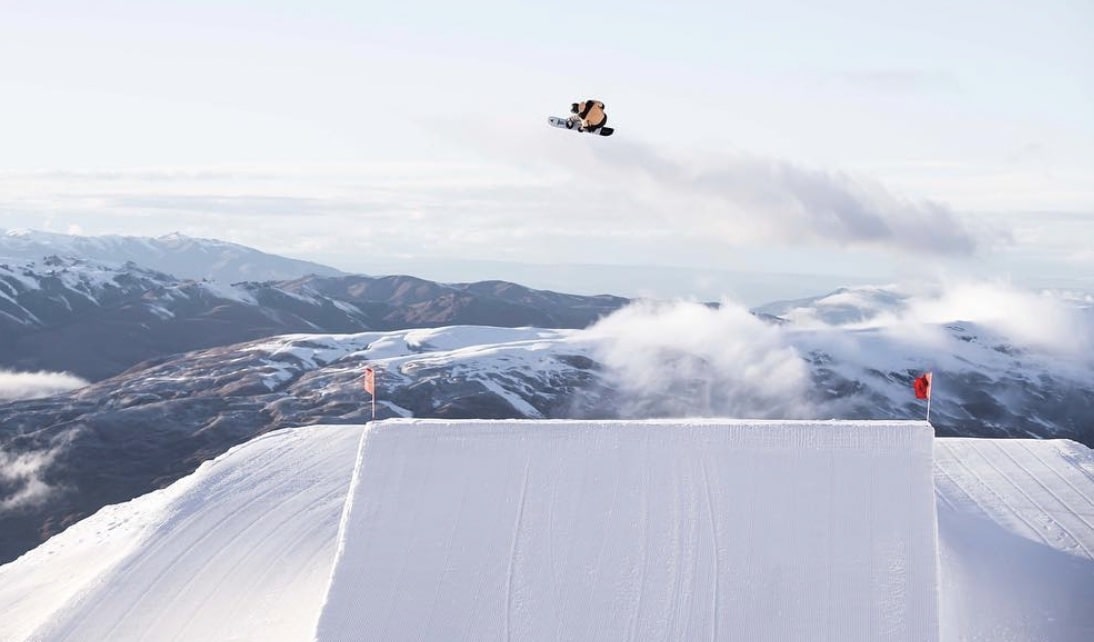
[0,0,1091,298]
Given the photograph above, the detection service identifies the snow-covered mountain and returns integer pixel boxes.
[1,421,1091,641]
[754,285,913,325]
[0,229,343,283]
[0,256,629,380]
[2,285,1092,564]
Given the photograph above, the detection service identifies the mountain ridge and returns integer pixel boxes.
[0,256,630,380]
[2,314,1092,564]
[1,230,1091,570]
[0,228,344,283]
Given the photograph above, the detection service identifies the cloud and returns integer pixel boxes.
[454,124,986,258]
[0,144,996,274]
[107,194,383,218]
[582,299,814,418]
[895,280,1094,355]
[836,69,961,94]
[0,431,76,512]
[578,140,981,256]
[771,280,1094,358]
[0,370,89,401]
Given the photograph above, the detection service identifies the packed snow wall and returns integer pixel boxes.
[316,419,940,642]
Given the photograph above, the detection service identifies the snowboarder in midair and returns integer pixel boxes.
[569,100,607,133]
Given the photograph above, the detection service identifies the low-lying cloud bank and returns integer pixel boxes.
[763,280,1094,356]
[0,428,79,513]
[584,299,815,419]
[0,370,89,402]
[0,446,61,512]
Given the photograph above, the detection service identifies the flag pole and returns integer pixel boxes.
[364,366,377,421]
[925,371,933,423]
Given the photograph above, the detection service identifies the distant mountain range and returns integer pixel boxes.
[0,255,629,381]
[0,228,344,283]
[2,310,1092,564]
[1,230,1091,565]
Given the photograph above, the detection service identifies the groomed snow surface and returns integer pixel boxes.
[319,420,939,642]
[1,420,1092,641]
[0,426,360,642]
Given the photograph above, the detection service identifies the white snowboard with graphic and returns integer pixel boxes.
[548,116,614,136]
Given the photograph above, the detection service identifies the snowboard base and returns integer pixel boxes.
[548,116,614,136]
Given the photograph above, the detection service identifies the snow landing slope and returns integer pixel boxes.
[0,425,361,642]
[935,439,1094,641]
[318,419,940,642]
[1,422,1093,641]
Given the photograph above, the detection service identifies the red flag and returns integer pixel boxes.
[363,367,375,396]
[914,372,932,400]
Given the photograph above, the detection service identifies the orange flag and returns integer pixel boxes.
[914,372,932,400]
[363,367,375,396]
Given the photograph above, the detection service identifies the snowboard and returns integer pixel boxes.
[548,116,614,136]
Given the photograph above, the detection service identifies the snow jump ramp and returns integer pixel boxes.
[316,419,940,641]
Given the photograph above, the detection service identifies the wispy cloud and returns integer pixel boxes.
[583,299,814,418]
[0,146,1042,279]
[836,69,961,94]
[893,280,1094,355]
[455,124,989,257]
[766,279,1094,357]
[0,430,76,512]
[0,370,89,401]
[574,140,982,256]
[107,194,392,218]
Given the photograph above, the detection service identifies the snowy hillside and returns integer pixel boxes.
[0,256,627,380]
[0,424,359,642]
[2,286,1093,565]
[0,228,343,283]
[1,421,1091,641]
